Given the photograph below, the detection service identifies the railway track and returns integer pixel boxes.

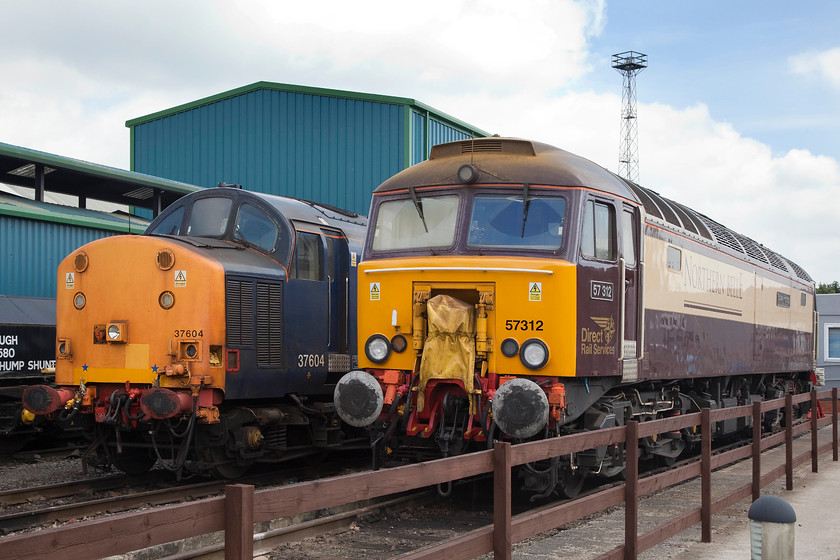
[0,452,371,536]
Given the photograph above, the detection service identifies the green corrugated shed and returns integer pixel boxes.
[0,142,202,298]
[126,82,490,215]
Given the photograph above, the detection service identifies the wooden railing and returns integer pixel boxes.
[2,388,837,560]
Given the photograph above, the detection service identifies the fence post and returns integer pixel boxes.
[225,484,254,560]
[493,441,512,560]
[811,389,819,473]
[752,400,761,501]
[701,408,711,543]
[625,420,638,560]
[833,387,838,462]
[785,395,793,491]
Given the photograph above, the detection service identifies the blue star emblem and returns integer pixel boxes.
[82,364,89,371]
[152,364,159,373]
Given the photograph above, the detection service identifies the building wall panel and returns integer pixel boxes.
[133,89,407,216]
[0,216,116,298]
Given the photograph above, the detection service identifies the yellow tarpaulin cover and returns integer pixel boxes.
[417,294,476,413]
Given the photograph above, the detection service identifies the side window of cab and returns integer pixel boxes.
[580,199,616,261]
[290,230,324,281]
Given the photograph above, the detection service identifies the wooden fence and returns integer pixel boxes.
[1,388,837,560]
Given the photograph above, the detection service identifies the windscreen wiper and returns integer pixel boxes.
[520,182,531,237]
[409,185,429,233]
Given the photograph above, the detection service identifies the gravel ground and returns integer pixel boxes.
[0,450,111,493]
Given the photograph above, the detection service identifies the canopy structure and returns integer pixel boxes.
[0,141,199,216]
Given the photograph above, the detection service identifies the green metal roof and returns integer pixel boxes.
[0,192,150,234]
[0,141,201,211]
[125,81,490,138]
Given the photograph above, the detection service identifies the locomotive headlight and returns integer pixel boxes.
[365,334,391,364]
[458,164,478,184]
[159,291,175,309]
[501,338,519,358]
[390,334,408,353]
[73,292,86,310]
[106,322,128,343]
[520,338,549,370]
[57,338,71,358]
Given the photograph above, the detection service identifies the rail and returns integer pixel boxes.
[1,388,837,560]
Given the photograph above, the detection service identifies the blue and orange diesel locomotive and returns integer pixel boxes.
[334,137,816,497]
[23,186,366,477]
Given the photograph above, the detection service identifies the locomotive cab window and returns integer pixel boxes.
[621,209,637,267]
[467,194,566,250]
[149,205,185,236]
[233,203,278,252]
[291,231,323,281]
[186,197,233,237]
[580,200,615,261]
[371,194,459,251]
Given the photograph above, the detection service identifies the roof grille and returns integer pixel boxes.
[695,214,746,254]
[671,202,713,240]
[626,183,662,219]
[8,164,55,178]
[646,189,683,229]
[762,248,789,272]
[733,233,769,264]
[668,202,698,235]
[787,259,813,282]
[461,139,503,153]
[124,187,154,200]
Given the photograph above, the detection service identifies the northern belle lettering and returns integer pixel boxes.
[684,255,743,299]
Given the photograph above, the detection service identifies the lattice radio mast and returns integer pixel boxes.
[612,51,647,183]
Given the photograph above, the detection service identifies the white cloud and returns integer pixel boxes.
[633,102,840,283]
[789,47,840,90]
[0,0,837,284]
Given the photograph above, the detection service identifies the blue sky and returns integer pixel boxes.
[589,2,840,159]
[0,0,837,282]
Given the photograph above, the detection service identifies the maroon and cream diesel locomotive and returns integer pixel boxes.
[334,137,816,497]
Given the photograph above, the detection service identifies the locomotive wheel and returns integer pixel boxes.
[208,445,249,479]
[111,434,157,476]
[657,454,677,468]
[556,467,585,499]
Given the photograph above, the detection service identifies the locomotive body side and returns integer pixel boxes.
[642,223,814,382]
[23,187,367,477]
[335,137,816,497]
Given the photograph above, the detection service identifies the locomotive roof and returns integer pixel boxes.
[149,187,367,233]
[374,137,812,285]
[375,137,633,199]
